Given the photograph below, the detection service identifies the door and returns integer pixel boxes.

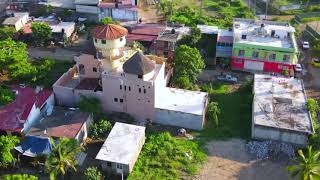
[244,60,264,71]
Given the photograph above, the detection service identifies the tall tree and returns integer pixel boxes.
[177,27,202,48]
[0,135,20,168]
[0,26,16,40]
[31,22,52,46]
[0,39,34,79]
[288,146,320,180]
[173,45,205,87]
[45,137,82,180]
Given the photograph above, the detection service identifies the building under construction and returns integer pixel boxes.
[252,74,314,145]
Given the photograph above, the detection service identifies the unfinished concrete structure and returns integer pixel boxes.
[252,74,313,145]
[96,122,145,175]
[53,24,208,130]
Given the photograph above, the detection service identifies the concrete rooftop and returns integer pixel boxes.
[253,74,313,133]
[233,19,296,49]
[155,88,208,115]
[95,122,145,164]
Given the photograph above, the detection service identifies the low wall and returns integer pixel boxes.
[252,125,309,145]
[154,108,204,130]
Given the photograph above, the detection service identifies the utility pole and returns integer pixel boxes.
[265,0,268,20]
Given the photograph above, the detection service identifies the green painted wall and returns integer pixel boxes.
[233,43,298,64]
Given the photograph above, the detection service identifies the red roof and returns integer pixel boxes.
[91,24,128,40]
[126,34,157,42]
[126,24,165,42]
[0,85,52,132]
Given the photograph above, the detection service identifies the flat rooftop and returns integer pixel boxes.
[155,88,208,115]
[95,122,145,164]
[233,18,296,49]
[27,107,90,139]
[253,74,313,133]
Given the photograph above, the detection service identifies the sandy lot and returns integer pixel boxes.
[193,139,290,180]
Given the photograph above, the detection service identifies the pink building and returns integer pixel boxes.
[53,24,208,130]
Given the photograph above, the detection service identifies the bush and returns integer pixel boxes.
[0,135,20,168]
[31,22,52,46]
[100,17,119,25]
[78,96,103,117]
[172,75,192,89]
[0,85,15,106]
[89,119,112,139]
[2,174,38,180]
[84,166,104,180]
[207,102,221,127]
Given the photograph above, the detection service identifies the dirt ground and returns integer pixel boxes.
[193,139,290,180]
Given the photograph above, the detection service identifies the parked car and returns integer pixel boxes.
[217,74,238,83]
[295,64,302,72]
[312,58,320,63]
[302,41,310,50]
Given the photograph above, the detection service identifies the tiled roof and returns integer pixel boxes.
[0,85,52,132]
[123,52,155,75]
[91,24,128,40]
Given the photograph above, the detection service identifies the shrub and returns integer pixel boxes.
[78,96,103,117]
[2,174,38,180]
[172,75,192,89]
[89,119,112,139]
[0,85,15,106]
[207,102,221,127]
[84,166,104,180]
[100,17,119,25]
[0,135,20,168]
[31,22,52,46]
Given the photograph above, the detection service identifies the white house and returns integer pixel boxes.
[2,12,29,31]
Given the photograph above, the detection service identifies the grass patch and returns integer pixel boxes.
[127,132,206,180]
[198,81,253,140]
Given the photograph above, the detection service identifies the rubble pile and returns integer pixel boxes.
[246,140,296,160]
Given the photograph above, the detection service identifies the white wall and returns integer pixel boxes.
[76,5,99,14]
[111,9,138,21]
[154,108,204,130]
[47,0,76,9]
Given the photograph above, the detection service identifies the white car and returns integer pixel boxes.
[302,41,310,50]
[295,64,302,72]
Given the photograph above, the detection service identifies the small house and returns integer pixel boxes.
[2,12,29,31]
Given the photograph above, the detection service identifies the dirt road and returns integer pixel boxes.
[193,139,290,180]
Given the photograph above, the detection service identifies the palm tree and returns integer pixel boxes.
[288,146,320,180]
[45,137,83,180]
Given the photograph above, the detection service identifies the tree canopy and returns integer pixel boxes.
[0,85,15,106]
[78,96,103,117]
[177,27,202,48]
[0,39,34,79]
[31,22,52,46]
[172,45,205,87]
[99,17,119,25]
[84,166,104,180]
[45,137,82,180]
[0,135,20,168]
[0,26,16,41]
[89,119,112,139]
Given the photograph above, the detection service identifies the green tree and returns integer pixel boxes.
[45,137,82,180]
[0,85,15,106]
[31,22,52,46]
[0,39,34,79]
[78,96,103,118]
[30,58,55,83]
[0,26,16,40]
[0,135,20,168]
[35,5,54,17]
[156,0,178,17]
[207,102,221,127]
[84,166,104,180]
[172,75,192,89]
[177,27,202,48]
[288,146,320,180]
[99,17,119,25]
[2,174,38,180]
[89,119,112,139]
[173,45,205,86]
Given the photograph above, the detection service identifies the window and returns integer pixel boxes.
[101,40,106,44]
[144,89,146,94]
[271,30,275,37]
[129,86,131,91]
[139,88,141,93]
[235,59,242,63]
[107,162,112,167]
[241,34,247,39]
[94,38,97,43]
[78,64,85,75]
[120,37,123,41]
[238,50,245,57]
[269,54,276,61]
[120,99,123,103]
[124,86,127,91]
[120,85,122,90]
[278,64,283,69]
[163,51,169,56]
[116,163,123,169]
[93,67,97,72]
[114,98,118,102]
[283,55,290,62]
[252,51,259,59]
[138,75,143,79]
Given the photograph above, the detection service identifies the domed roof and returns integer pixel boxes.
[91,24,128,40]
[123,52,155,76]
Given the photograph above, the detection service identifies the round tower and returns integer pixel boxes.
[91,24,128,71]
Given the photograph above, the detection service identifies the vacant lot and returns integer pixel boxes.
[193,139,290,180]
